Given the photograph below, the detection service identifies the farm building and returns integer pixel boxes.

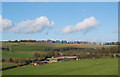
[31,61,48,66]
[46,40,52,43]
[47,56,78,63]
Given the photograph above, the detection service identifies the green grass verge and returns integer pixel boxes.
[2,58,118,75]
[2,62,17,68]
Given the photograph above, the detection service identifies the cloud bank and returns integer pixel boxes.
[0,16,54,33]
[63,16,100,34]
[0,16,13,32]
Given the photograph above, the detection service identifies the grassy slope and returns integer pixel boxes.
[2,62,17,68]
[2,42,117,58]
[2,58,118,75]
[2,52,33,58]
[2,42,117,52]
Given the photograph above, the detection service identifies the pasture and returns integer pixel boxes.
[2,42,117,52]
[2,58,118,75]
[2,62,17,68]
[2,52,33,58]
[1,42,118,75]
[2,42,117,59]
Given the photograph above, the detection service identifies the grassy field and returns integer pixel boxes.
[2,42,117,52]
[2,43,118,75]
[2,42,118,59]
[2,62,17,68]
[2,58,118,75]
[2,51,33,58]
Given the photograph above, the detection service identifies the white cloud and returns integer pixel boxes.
[0,15,13,32]
[50,38,55,40]
[1,16,54,33]
[63,16,100,34]
[14,16,54,33]
[63,26,74,33]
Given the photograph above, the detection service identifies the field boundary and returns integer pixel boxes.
[1,63,29,71]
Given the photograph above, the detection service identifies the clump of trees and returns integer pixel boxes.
[3,40,120,45]
[1,47,9,51]
[6,40,37,43]
[32,46,119,60]
[104,42,120,45]
[2,58,33,65]
[62,46,119,59]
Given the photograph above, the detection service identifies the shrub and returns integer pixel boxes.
[9,58,14,62]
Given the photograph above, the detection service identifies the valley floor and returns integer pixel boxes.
[2,58,118,75]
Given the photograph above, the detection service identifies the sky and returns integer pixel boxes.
[1,0,120,2]
[1,2,118,42]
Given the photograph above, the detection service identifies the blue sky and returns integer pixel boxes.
[2,2,118,42]
[2,0,120,2]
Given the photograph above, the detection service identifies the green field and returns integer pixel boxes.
[2,62,17,68]
[2,42,117,59]
[2,58,118,75]
[2,42,118,75]
[2,52,33,58]
[2,42,116,52]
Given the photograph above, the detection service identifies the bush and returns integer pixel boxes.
[9,58,14,62]
[34,52,47,58]
[2,58,5,62]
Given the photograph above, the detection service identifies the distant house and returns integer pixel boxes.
[56,40,61,43]
[74,41,78,44]
[38,40,46,43]
[52,41,56,43]
[47,56,77,63]
[46,40,52,43]
[31,61,48,66]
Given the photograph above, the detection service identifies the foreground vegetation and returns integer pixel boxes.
[2,58,118,75]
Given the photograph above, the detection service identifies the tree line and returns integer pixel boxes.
[2,40,120,45]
